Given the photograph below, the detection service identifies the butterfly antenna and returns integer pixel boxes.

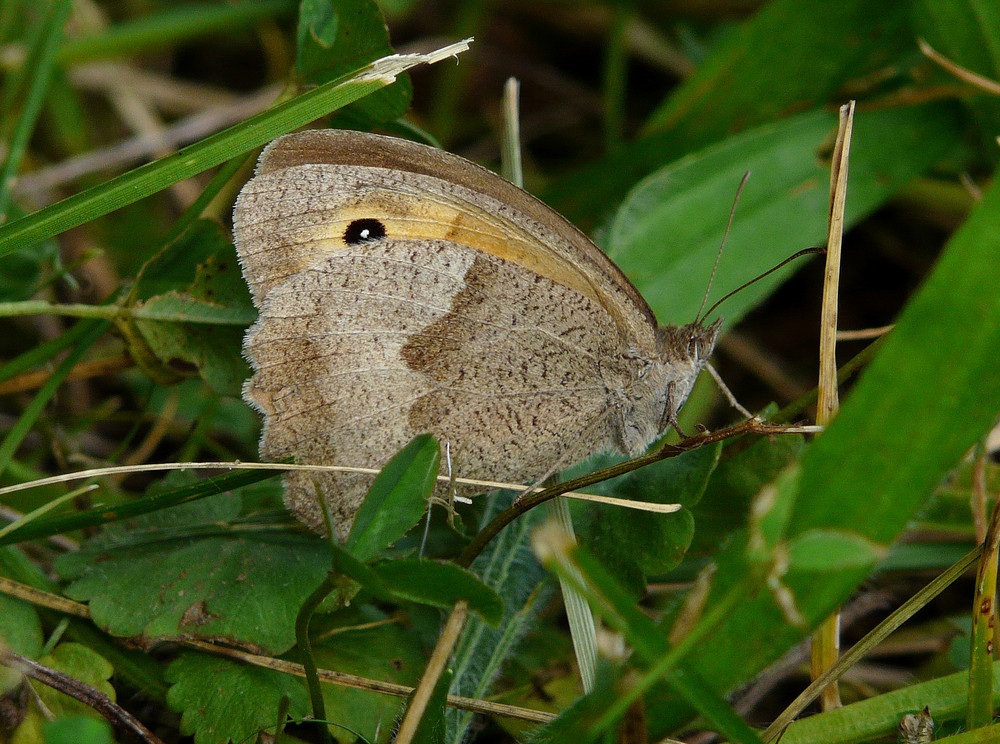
[702,246,825,321]
[696,171,751,324]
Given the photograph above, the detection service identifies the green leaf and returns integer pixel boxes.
[604,104,965,327]
[329,540,393,601]
[309,606,425,743]
[165,651,309,744]
[791,182,1000,543]
[34,643,115,721]
[297,0,412,126]
[374,559,504,626]
[0,591,43,660]
[0,239,58,302]
[784,530,886,573]
[118,219,253,394]
[0,589,43,694]
[346,434,440,562]
[572,442,722,595]
[688,432,804,560]
[44,717,114,744]
[58,533,333,655]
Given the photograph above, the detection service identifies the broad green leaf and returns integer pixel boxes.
[687,433,805,561]
[310,607,425,743]
[58,533,333,655]
[297,0,412,127]
[166,651,309,744]
[784,530,886,573]
[0,239,58,302]
[0,590,42,654]
[43,717,114,744]
[570,442,722,595]
[605,104,964,328]
[0,590,43,694]
[374,559,503,626]
[34,643,114,720]
[346,434,440,562]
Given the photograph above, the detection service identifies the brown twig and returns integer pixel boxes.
[456,417,796,568]
[0,576,556,725]
[0,648,163,744]
[185,639,555,724]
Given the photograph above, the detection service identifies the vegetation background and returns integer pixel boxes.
[1,1,1000,743]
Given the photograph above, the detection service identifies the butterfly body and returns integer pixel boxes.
[233,130,718,537]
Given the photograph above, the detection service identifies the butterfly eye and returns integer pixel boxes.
[344,218,387,244]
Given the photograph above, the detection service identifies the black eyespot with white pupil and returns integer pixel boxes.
[344,218,387,245]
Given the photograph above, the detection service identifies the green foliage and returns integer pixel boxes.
[375,559,504,626]
[44,717,114,744]
[447,495,549,743]
[2,0,1000,742]
[121,219,254,393]
[346,433,441,561]
[309,607,426,741]
[605,105,964,327]
[34,643,115,720]
[568,442,722,595]
[58,529,335,655]
[297,0,413,127]
[165,652,310,744]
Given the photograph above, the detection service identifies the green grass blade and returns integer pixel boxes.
[0,0,72,217]
[0,467,279,546]
[0,40,469,256]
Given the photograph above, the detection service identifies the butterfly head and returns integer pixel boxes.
[656,317,722,369]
